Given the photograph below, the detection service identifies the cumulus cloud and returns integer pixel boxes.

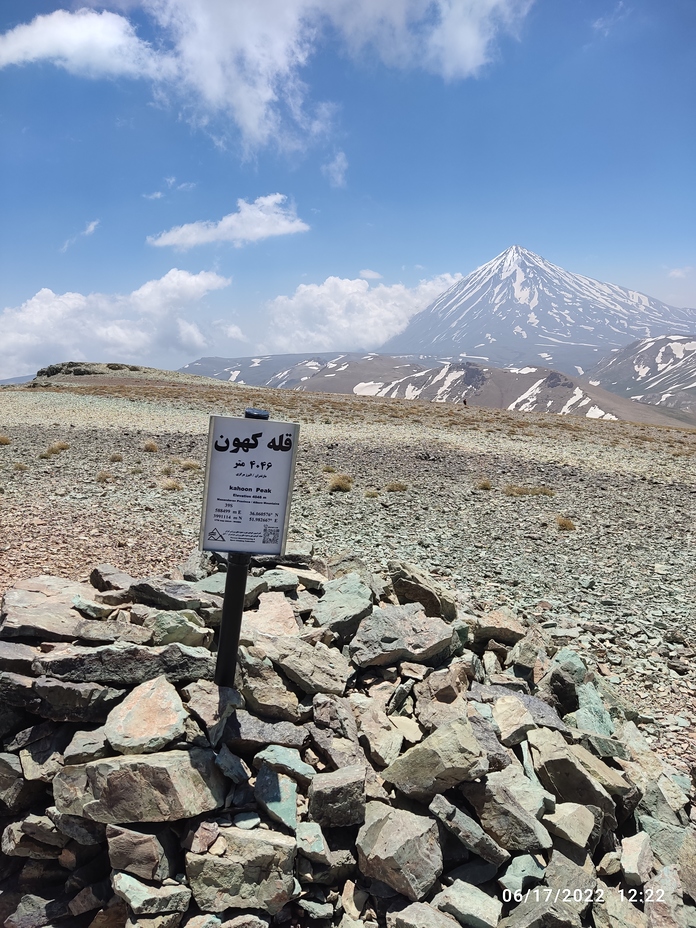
[322,150,348,187]
[0,268,230,379]
[263,271,461,352]
[147,193,309,250]
[60,218,100,253]
[668,267,693,279]
[0,1,535,149]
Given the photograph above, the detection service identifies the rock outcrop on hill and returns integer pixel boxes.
[1,549,695,928]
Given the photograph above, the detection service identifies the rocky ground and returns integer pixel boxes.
[0,372,694,778]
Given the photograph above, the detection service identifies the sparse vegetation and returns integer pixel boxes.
[161,465,173,476]
[181,459,201,471]
[504,484,555,497]
[130,466,143,474]
[556,515,576,531]
[322,464,336,473]
[0,434,11,446]
[162,477,183,491]
[385,481,408,492]
[143,441,158,453]
[109,452,123,463]
[42,440,70,456]
[13,463,27,472]
[364,489,379,498]
[476,479,492,490]
[96,470,112,483]
[328,473,353,492]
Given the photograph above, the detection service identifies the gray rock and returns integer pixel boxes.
[106,824,176,881]
[678,827,696,902]
[104,675,187,754]
[461,777,553,853]
[382,717,488,799]
[357,802,443,901]
[31,641,215,687]
[388,561,457,620]
[145,610,213,648]
[71,594,114,620]
[645,865,688,928]
[485,764,555,819]
[543,803,596,848]
[432,880,502,928]
[180,679,242,746]
[129,578,201,611]
[491,695,537,746]
[349,694,403,767]
[53,748,227,822]
[429,794,510,867]
[499,896,582,928]
[296,821,331,865]
[3,893,70,928]
[252,745,315,785]
[469,682,569,733]
[63,727,110,765]
[46,807,106,845]
[237,647,300,722]
[186,826,296,914]
[592,880,648,928]
[462,607,526,649]
[223,710,307,752]
[308,764,366,828]
[1,819,65,858]
[350,603,454,668]
[498,854,546,895]
[255,634,352,696]
[112,871,191,915]
[0,640,41,675]
[622,832,655,886]
[387,902,460,928]
[255,762,298,831]
[312,573,373,640]
[91,564,137,592]
[298,898,333,919]
[545,848,597,915]
[17,722,75,781]
[0,671,126,723]
[261,569,299,592]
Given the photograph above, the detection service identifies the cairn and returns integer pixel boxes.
[0,549,694,928]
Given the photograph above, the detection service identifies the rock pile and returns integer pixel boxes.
[1,550,695,928]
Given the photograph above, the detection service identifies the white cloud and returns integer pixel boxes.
[0,268,230,379]
[592,2,630,38]
[60,218,101,252]
[668,267,693,279]
[359,268,383,279]
[322,150,348,187]
[0,1,535,150]
[143,190,164,200]
[263,271,461,352]
[147,193,309,250]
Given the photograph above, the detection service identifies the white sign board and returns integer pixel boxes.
[199,415,299,554]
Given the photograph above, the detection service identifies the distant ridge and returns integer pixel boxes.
[382,246,696,375]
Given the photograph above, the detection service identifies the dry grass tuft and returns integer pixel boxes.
[504,484,555,497]
[322,464,336,473]
[385,481,408,492]
[556,515,576,531]
[0,434,11,446]
[130,466,143,474]
[109,452,123,463]
[161,465,173,476]
[13,462,28,472]
[476,479,492,490]
[143,440,158,453]
[44,440,70,456]
[162,477,183,491]
[328,473,353,492]
[96,470,112,484]
[364,489,379,498]
[181,459,201,471]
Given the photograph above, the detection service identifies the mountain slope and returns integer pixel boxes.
[589,335,696,416]
[382,246,696,375]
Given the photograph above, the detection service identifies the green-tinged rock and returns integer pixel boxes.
[350,602,454,668]
[253,745,315,784]
[387,901,464,928]
[146,610,213,648]
[112,871,191,915]
[308,765,366,828]
[255,763,298,832]
[312,573,373,640]
[296,821,331,865]
[498,854,546,895]
[254,634,352,696]
[429,793,510,867]
[592,880,647,928]
[432,880,502,928]
[637,815,689,867]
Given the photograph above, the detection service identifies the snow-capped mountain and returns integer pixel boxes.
[588,334,696,416]
[382,246,696,375]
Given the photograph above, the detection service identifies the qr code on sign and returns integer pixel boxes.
[263,525,280,545]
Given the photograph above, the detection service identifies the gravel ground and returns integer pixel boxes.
[1,379,695,774]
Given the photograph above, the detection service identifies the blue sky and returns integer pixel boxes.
[1,0,694,378]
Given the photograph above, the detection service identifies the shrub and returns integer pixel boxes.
[163,477,183,491]
[181,459,201,471]
[557,515,576,531]
[504,484,554,497]
[364,489,379,498]
[109,452,123,463]
[44,441,70,456]
[476,479,492,490]
[0,434,11,446]
[13,462,27,472]
[385,481,408,492]
[130,466,143,474]
[328,474,353,492]
[143,441,158,453]
[161,465,173,476]
[96,470,112,483]
[322,464,336,473]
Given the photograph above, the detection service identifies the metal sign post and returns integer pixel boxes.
[199,408,299,687]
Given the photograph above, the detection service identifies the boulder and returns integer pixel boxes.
[128,578,201,611]
[254,634,352,696]
[429,794,510,867]
[388,561,457,620]
[254,763,298,831]
[308,765,366,828]
[106,824,176,881]
[622,832,655,886]
[432,880,503,928]
[179,680,243,747]
[461,777,553,853]
[357,802,442,901]
[350,603,454,668]
[223,710,307,752]
[112,871,191,915]
[104,675,187,754]
[312,573,373,640]
[543,803,596,848]
[242,592,300,639]
[53,748,227,823]
[387,902,460,928]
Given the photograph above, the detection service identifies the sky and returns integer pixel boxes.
[0,0,694,379]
